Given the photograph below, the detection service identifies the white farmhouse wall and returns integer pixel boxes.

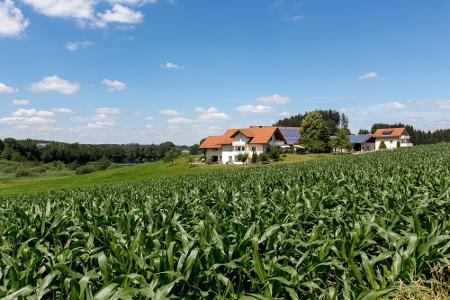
[375,137,400,150]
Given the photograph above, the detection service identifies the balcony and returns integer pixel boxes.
[232,141,246,147]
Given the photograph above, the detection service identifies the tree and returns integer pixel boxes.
[358,129,370,135]
[189,144,200,155]
[336,128,352,153]
[145,145,158,161]
[275,109,342,135]
[379,141,387,150]
[396,141,401,148]
[251,153,258,163]
[299,111,330,152]
[340,113,349,129]
[236,153,249,164]
[187,155,195,167]
[164,149,179,166]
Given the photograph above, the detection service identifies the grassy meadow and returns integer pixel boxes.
[0,153,331,195]
[0,143,449,299]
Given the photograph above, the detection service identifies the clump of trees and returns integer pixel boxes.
[275,109,346,136]
[298,111,330,152]
[0,138,187,165]
[329,128,352,153]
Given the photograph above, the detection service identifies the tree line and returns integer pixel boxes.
[0,138,201,164]
[274,109,348,136]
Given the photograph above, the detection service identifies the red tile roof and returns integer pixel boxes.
[373,128,406,138]
[199,127,285,149]
[199,136,233,149]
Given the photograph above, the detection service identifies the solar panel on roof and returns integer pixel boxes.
[278,128,300,145]
[349,134,373,144]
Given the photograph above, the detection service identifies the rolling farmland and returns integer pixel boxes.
[0,144,449,299]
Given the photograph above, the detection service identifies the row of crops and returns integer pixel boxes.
[0,143,449,299]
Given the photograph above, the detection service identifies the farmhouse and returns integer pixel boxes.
[373,128,413,150]
[200,126,296,164]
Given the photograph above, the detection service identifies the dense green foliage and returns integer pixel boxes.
[274,109,344,136]
[0,144,449,299]
[299,111,330,152]
[0,138,185,164]
[329,128,352,153]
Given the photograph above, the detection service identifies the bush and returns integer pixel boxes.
[96,157,111,171]
[76,165,96,175]
[236,153,249,164]
[397,141,401,148]
[2,166,17,174]
[30,166,47,174]
[251,153,258,163]
[258,153,269,163]
[15,169,32,177]
[379,141,387,150]
[67,163,81,171]
[268,147,282,161]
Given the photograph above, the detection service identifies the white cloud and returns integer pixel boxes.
[145,124,153,128]
[0,108,55,125]
[277,111,291,118]
[13,99,30,106]
[167,117,193,125]
[87,109,120,128]
[87,121,117,128]
[383,101,406,110]
[256,94,290,104]
[195,106,230,121]
[21,0,96,20]
[0,0,29,37]
[195,106,218,113]
[102,79,126,91]
[286,15,303,21]
[53,107,74,113]
[198,112,230,121]
[29,75,80,95]
[236,104,273,114]
[66,40,93,51]
[0,82,17,93]
[358,72,378,80]
[96,107,121,114]
[159,109,181,116]
[433,100,450,111]
[145,116,154,121]
[161,62,184,70]
[96,4,143,27]
[108,0,157,5]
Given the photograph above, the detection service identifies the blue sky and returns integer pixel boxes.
[0,0,449,145]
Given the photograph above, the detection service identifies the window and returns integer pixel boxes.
[252,147,256,151]
[390,140,393,144]
[229,156,232,162]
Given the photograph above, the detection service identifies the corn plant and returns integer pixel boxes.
[0,143,449,299]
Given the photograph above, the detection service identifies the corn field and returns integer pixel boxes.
[1,143,449,299]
